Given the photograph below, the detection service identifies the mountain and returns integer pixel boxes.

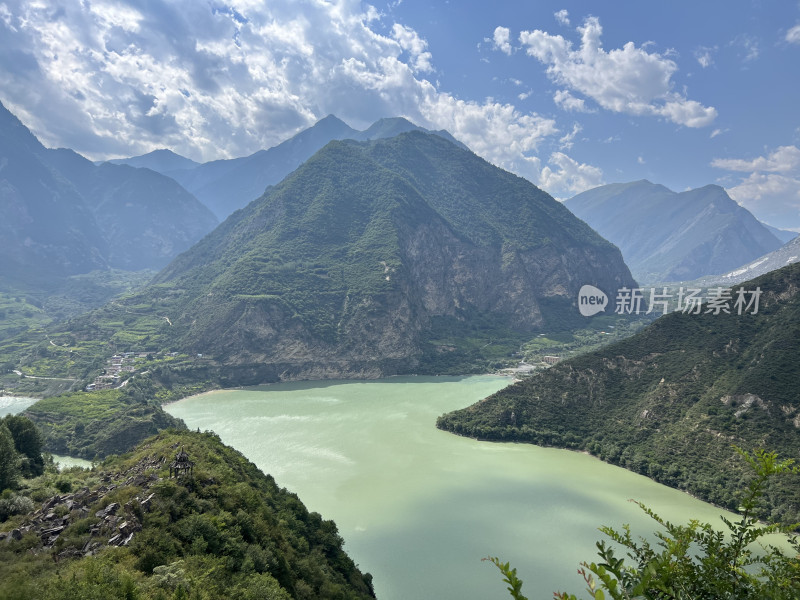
[0,104,108,289]
[0,429,376,599]
[355,116,467,149]
[78,131,636,382]
[48,150,218,271]
[0,101,218,292]
[165,114,359,220]
[565,180,784,283]
[106,148,200,172]
[762,223,798,244]
[438,262,800,522]
[686,233,800,288]
[117,115,470,221]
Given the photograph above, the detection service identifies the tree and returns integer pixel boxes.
[2,415,44,477]
[488,448,800,599]
[0,424,19,492]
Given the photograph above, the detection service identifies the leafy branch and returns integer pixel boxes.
[489,448,800,599]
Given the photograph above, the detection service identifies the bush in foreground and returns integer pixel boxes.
[488,448,800,599]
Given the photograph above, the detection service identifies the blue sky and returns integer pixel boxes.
[1,0,799,228]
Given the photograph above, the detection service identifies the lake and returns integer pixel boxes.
[1,396,93,470]
[0,395,37,416]
[166,375,748,599]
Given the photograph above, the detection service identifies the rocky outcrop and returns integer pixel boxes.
[0,453,168,561]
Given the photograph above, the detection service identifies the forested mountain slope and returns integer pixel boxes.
[439,262,800,522]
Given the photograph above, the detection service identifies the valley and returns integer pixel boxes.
[1,47,799,597]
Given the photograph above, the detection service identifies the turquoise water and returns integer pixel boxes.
[165,375,754,599]
[0,396,37,416]
[51,454,93,470]
[2,396,92,470]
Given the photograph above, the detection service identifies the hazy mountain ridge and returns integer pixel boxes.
[438,262,800,522]
[73,131,635,382]
[682,234,800,288]
[106,148,200,172]
[0,102,218,292]
[763,223,798,244]
[115,115,470,221]
[565,180,783,283]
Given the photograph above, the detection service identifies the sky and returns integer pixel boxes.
[1,0,799,229]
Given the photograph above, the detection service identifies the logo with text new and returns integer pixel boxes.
[578,285,608,317]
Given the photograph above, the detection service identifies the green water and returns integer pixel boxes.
[0,396,37,416]
[165,375,750,599]
[51,454,93,470]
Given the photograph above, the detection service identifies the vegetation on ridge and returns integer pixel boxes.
[1,130,636,385]
[0,429,375,600]
[438,263,800,524]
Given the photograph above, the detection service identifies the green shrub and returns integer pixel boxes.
[489,448,800,599]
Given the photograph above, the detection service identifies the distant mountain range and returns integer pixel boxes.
[565,180,784,284]
[0,101,218,292]
[106,148,200,172]
[685,232,800,288]
[762,223,798,244]
[438,261,800,523]
[112,115,467,220]
[74,131,636,381]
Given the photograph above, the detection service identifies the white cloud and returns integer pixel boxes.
[392,23,433,73]
[787,24,800,44]
[713,146,800,228]
[558,122,581,150]
[539,151,604,197]
[0,3,16,30]
[731,34,759,62]
[553,89,589,112]
[710,128,726,138]
[637,156,645,164]
[0,0,559,187]
[518,16,717,127]
[694,47,715,68]
[492,26,512,55]
[554,9,570,27]
[725,172,800,226]
[711,146,800,173]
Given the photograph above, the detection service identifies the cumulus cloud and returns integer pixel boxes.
[392,23,433,72]
[712,146,800,228]
[787,24,800,44]
[712,146,800,173]
[518,16,717,127]
[0,0,559,190]
[553,89,589,112]
[539,151,604,197]
[554,9,570,27]
[492,26,512,55]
